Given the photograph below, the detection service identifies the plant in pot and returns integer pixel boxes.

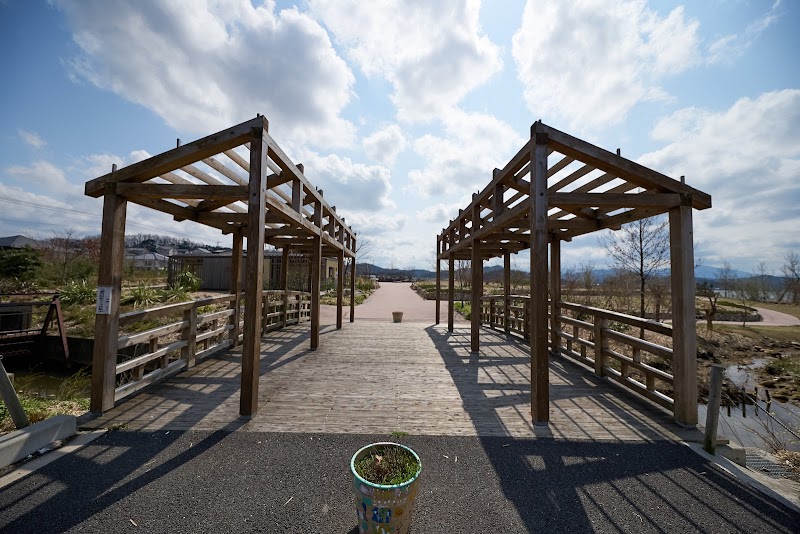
[351,442,422,534]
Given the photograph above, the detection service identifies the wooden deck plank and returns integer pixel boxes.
[81,321,698,441]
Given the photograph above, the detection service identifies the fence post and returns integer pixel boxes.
[182,306,198,368]
[704,364,724,454]
[593,316,607,376]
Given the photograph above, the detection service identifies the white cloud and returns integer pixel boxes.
[294,148,395,214]
[362,124,407,167]
[56,0,356,149]
[512,0,701,131]
[415,202,465,226]
[407,109,526,197]
[639,89,800,269]
[707,0,783,64]
[18,130,46,149]
[310,0,502,122]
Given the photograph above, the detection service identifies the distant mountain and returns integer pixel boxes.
[695,265,752,280]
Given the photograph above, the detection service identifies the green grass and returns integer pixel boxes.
[454,301,471,319]
[389,430,408,438]
[354,445,419,485]
[0,369,91,433]
[766,354,800,376]
[716,325,800,343]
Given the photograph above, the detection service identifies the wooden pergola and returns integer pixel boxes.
[435,121,712,427]
[85,116,357,416]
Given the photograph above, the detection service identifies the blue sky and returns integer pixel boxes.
[1,0,798,273]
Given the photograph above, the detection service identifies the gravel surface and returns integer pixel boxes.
[1,431,798,533]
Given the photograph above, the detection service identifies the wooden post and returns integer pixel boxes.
[503,250,511,334]
[448,254,455,332]
[670,200,698,426]
[349,243,356,323]
[240,126,267,417]
[310,201,322,349]
[181,306,198,368]
[281,247,289,327]
[550,238,561,354]
[90,182,127,413]
[530,124,550,424]
[704,364,724,454]
[435,236,441,325]
[593,316,608,376]
[336,249,344,329]
[471,237,482,353]
[229,232,243,346]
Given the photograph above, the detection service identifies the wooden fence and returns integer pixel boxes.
[113,290,310,403]
[481,295,674,410]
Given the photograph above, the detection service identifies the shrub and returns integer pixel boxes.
[0,246,41,281]
[60,279,96,305]
[175,270,200,292]
[124,283,161,308]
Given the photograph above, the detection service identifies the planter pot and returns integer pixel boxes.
[351,442,422,534]
[392,311,403,323]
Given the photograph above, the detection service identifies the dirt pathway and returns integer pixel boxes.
[320,282,466,324]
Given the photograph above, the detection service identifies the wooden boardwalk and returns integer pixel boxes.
[83,321,700,441]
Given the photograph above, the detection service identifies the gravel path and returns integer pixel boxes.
[321,282,466,324]
[1,430,798,533]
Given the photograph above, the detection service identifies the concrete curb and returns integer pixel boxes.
[0,415,77,469]
[0,429,106,490]
[684,442,800,513]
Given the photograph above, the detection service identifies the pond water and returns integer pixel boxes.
[700,360,800,451]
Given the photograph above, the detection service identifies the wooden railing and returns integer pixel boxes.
[481,295,674,410]
[114,290,311,402]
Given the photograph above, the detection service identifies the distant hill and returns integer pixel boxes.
[356,261,787,288]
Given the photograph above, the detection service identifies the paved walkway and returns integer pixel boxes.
[321,281,466,324]
[2,431,798,533]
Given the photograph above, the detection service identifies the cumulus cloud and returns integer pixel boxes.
[294,148,395,214]
[18,130,46,149]
[639,89,800,268]
[362,124,407,167]
[56,0,356,148]
[512,0,701,131]
[310,0,502,122]
[407,109,526,197]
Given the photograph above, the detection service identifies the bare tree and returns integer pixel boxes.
[42,228,89,284]
[344,236,373,278]
[716,261,736,298]
[598,217,670,323]
[779,252,799,304]
[697,281,718,336]
[455,260,470,303]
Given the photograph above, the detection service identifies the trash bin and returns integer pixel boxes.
[351,442,422,534]
[392,312,403,323]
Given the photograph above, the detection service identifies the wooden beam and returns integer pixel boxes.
[435,236,441,325]
[503,250,511,334]
[85,116,265,197]
[336,249,344,329]
[117,183,247,200]
[530,125,550,425]
[471,235,482,353]
[229,233,243,347]
[549,192,681,208]
[670,199,698,426]
[448,254,455,332]
[541,123,712,210]
[240,127,267,417]
[349,238,356,323]
[550,238,561,354]
[90,182,127,413]
[310,200,322,349]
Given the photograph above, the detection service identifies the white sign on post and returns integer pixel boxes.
[96,286,113,315]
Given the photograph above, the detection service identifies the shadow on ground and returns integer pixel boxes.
[1,431,798,533]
